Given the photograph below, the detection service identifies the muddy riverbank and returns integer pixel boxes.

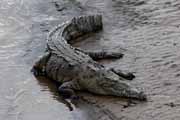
[1,0,180,120]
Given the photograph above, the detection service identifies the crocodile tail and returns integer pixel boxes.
[62,15,103,42]
[46,15,103,54]
[46,22,67,53]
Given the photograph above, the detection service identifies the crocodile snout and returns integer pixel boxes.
[31,65,46,76]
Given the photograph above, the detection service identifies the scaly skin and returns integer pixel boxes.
[32,15,147,101]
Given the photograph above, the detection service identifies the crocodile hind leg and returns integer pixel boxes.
[110,68,135,80]
[58,80,81,99]
[86,50,124,60]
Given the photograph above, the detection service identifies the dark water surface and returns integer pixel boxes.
[1,0,180,120]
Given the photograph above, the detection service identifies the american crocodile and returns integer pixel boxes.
[32,15,147,101]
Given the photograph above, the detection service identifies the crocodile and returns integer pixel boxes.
[32,15,147,101]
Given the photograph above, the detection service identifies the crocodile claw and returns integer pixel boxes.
[124,72,136,80]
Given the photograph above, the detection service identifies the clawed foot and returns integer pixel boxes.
[111,68,135,80]
[123,72,135,80]
[58,86,79,100]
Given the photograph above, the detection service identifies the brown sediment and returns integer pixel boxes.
[1,0,180,120]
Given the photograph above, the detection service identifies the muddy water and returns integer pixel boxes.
[1,0,180,120]
[0,0,92,120]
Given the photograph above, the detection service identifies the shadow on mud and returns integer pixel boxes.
[34,76,75,111]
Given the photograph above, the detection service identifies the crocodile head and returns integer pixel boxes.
[98,70,147,101]
[31,52,51,76]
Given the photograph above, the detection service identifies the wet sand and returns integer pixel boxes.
[1,0,180,120]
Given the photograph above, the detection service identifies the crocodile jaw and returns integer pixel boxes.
[32,52,51,76]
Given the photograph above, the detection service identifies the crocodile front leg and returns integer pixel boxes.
[110,68,135,80]
[58,80,81,99]
[86,50,124,60]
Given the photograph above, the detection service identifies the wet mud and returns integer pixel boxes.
[1,0,180,120]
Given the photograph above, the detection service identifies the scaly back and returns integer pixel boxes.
[46,15,103,64]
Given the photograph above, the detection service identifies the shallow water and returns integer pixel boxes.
[1,0,180,120]
[0,0,90,120]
